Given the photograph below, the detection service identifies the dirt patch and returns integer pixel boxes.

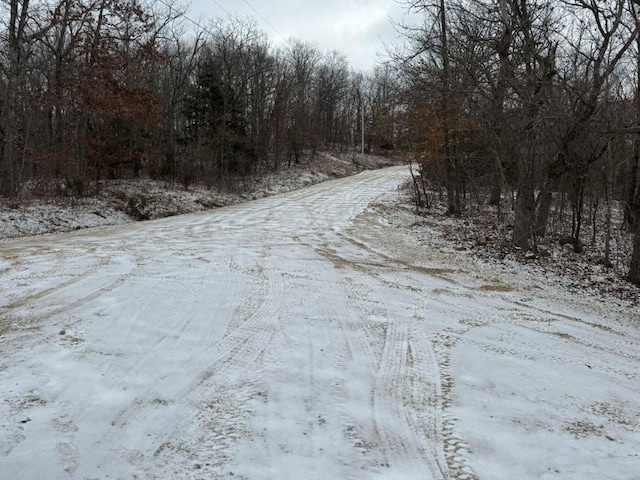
[589,402,638,429]
[552,332,576,342]
[563,420,605,438]
[479,284,514,292]
[431,288,474,298]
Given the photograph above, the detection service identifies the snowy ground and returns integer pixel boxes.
[1,166,639,479]
[0,151,388,240]
[407,190,640,305]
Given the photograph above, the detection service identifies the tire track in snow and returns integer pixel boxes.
[162,253,286,475]
[15,242,243,475]
[1,256,108,309]
[0,253,138,336]
[222,250,345,479]
[304,258,385,478]
[429,321,486,480]
[98,255,245,475]
[298,168,442,476]
[314,215,449,478]
[404,326,450,480]
[372,319,415,473]
[329,209,483,480]
[464,311,640,389]
[250,244,394,479]
[281,175,401,476]
[503,300,640,364]
[335,274,383,378]
[200,257,284,379]
[323,222,453,479]
[333,266,448,479]
[330,332,380,479]
[143,205,289,474]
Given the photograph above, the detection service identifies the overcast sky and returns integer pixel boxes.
[187,0,414,71]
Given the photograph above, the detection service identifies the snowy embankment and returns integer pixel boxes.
[0,166,639,479]
[0,152,390,239]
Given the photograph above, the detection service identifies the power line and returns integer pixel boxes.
[157,0,287,45]
[156,0,218,37]
[240,0,288,42]
[209,0,231,16]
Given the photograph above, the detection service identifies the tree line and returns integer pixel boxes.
[0,0,400,198]
[395,0,640,285]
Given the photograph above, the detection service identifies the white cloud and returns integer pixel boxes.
[188,0,410,70]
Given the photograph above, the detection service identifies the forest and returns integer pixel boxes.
[0,0,400,192]
[1,0,640,285]
[396,0,640,286]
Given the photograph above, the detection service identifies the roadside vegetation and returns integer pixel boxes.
[395,0,640,286]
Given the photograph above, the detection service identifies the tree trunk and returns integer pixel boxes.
[409,163,422,210]
[535,187,553,238]
[0,0,31,198]
[489,0,512,211]
[604,140,613,266]
[626,143,640,231]
[628,225,640,285]
[440,0,460,216]
[490,180,501,207]
[591,197,598,246]
[626,30,640,232]
[573,177,586,253]
[513,158,536,249]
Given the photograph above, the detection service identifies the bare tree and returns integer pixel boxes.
[0,0,52,196]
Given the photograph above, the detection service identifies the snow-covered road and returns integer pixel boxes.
[1,166,639,480]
